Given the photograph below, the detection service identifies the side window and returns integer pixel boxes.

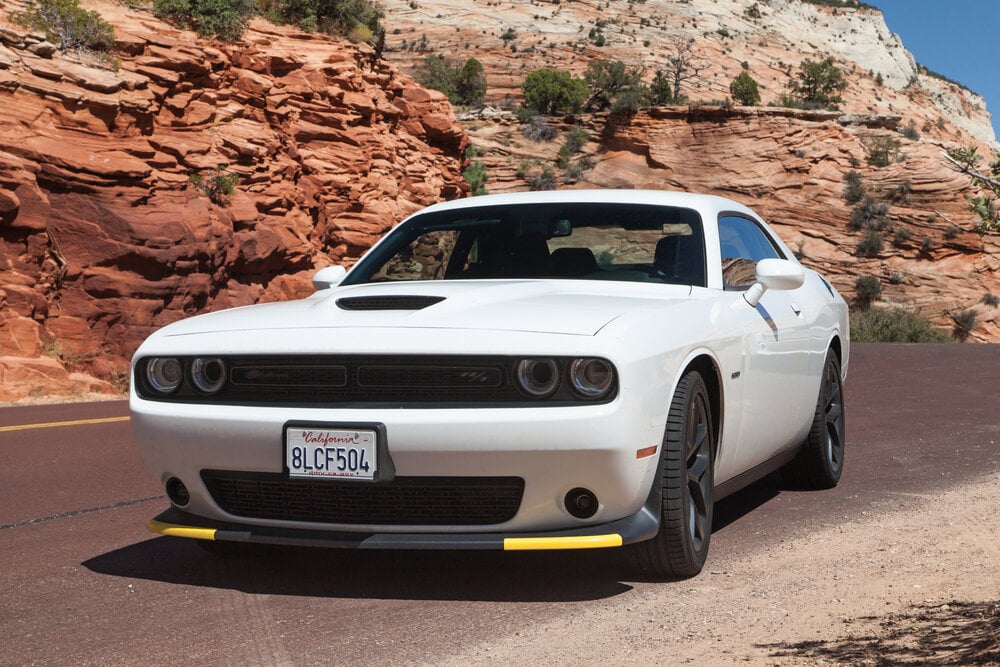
[718,215,783,289]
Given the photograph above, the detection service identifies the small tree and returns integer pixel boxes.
[13,0,115,53]
[456,58,487,107]
[729,71,760,106]
[789,58,847,109]
[521,69,589,115]
[415,56,487,106]
[584,60,647,112]
[649,70,680,105]
[864,135,902,167]
[944,145,1000,233]
[661,36,707,101]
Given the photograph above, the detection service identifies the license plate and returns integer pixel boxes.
[285,427,377,480]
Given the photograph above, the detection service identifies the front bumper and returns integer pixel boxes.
[148,491,661,550]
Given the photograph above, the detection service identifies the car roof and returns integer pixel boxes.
[409,189,759,221]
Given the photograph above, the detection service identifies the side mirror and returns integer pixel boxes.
[312,265,347,290]
[743,258,804,307]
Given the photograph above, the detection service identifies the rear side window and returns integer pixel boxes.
[718,215,783,289]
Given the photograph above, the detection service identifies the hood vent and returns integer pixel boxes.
[336,295,446,311]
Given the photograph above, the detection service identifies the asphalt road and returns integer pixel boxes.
[1,343,998,665]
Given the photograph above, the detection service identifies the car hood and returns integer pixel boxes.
[157,280,692,338]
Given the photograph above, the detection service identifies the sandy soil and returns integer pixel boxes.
[433,474,999,666]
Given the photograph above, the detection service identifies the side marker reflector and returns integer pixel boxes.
[148,519,217,541]
[503,534,623,551]
[636,445,658,459]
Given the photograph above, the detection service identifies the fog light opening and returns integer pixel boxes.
[165,477,191,507]
[565,487,598,519]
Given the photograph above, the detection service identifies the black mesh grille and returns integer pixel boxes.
[135,355,617,406]
[336,295,445,310]
[201,471,524,525]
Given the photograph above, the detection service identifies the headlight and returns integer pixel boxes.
[569,358,614,399]
[515,358,559,397]
[190,357,227,394]
[145,358,183,394]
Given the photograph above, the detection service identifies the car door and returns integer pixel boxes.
[718,215,814,474]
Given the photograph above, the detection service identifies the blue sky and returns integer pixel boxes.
[871,0,1000,140]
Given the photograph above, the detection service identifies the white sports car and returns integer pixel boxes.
[132,189,848,578]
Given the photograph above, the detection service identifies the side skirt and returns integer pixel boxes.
[713,445,800,501]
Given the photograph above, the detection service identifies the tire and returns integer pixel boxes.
[632,370,715,579]
[781,349,845,489]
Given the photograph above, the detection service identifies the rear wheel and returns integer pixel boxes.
[781,349,845,489]
[632,370,715,579]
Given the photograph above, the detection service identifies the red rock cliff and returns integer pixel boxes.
[0,6,468,401]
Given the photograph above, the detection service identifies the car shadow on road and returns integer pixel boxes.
[83,537,637,602]
[82,476,786,602]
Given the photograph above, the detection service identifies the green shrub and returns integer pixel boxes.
[850,308,950,343]
[854,275,882,307]
[892,227,913,247]
[983,293,999,307]
[415,55,486,106]
[729,71,761,106]
[191,168,239,205]
[944,224,962,240]
[864,135,902,167]
[849,196,891,232]
[855,230,884,258]
[521,116,557,142]
[521,69,589,115]
[524,165,556,191]
[900,121,920,141]
[462,161,489,196]
[13,0,115,53]
[154,0,256,39]
[952,309,977,341]
[842,170,865,204]
[920,236,934,253]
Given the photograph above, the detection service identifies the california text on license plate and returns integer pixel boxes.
[286,428,377,480]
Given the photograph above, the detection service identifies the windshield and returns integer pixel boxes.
[343,202,707,287]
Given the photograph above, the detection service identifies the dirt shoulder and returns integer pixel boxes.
[434,473,999,665]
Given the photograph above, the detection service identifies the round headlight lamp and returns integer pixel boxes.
[569,358,614,399]
[191,357,227,394]
[145,358,183,394]
[515,358,559,397]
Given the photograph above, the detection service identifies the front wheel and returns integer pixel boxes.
[781,349,845,489]
[631,370,715,579]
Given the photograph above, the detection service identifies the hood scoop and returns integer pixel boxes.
[336,295,446,311]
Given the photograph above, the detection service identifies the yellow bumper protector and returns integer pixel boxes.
[503,534,623,551]
[148,519,218,541]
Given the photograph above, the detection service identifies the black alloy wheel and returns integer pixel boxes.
[632,370,715,579]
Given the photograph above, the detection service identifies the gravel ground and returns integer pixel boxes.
[432,474,999,666]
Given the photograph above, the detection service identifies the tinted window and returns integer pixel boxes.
[719,215,782,289]
[344,203,708,287]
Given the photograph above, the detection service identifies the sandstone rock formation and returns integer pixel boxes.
[2,0,999,403]
[0,3,468,401]
[381,0,999,341]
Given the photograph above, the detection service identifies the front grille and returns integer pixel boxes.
[201,471,524,525]
[135,355,618,407]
